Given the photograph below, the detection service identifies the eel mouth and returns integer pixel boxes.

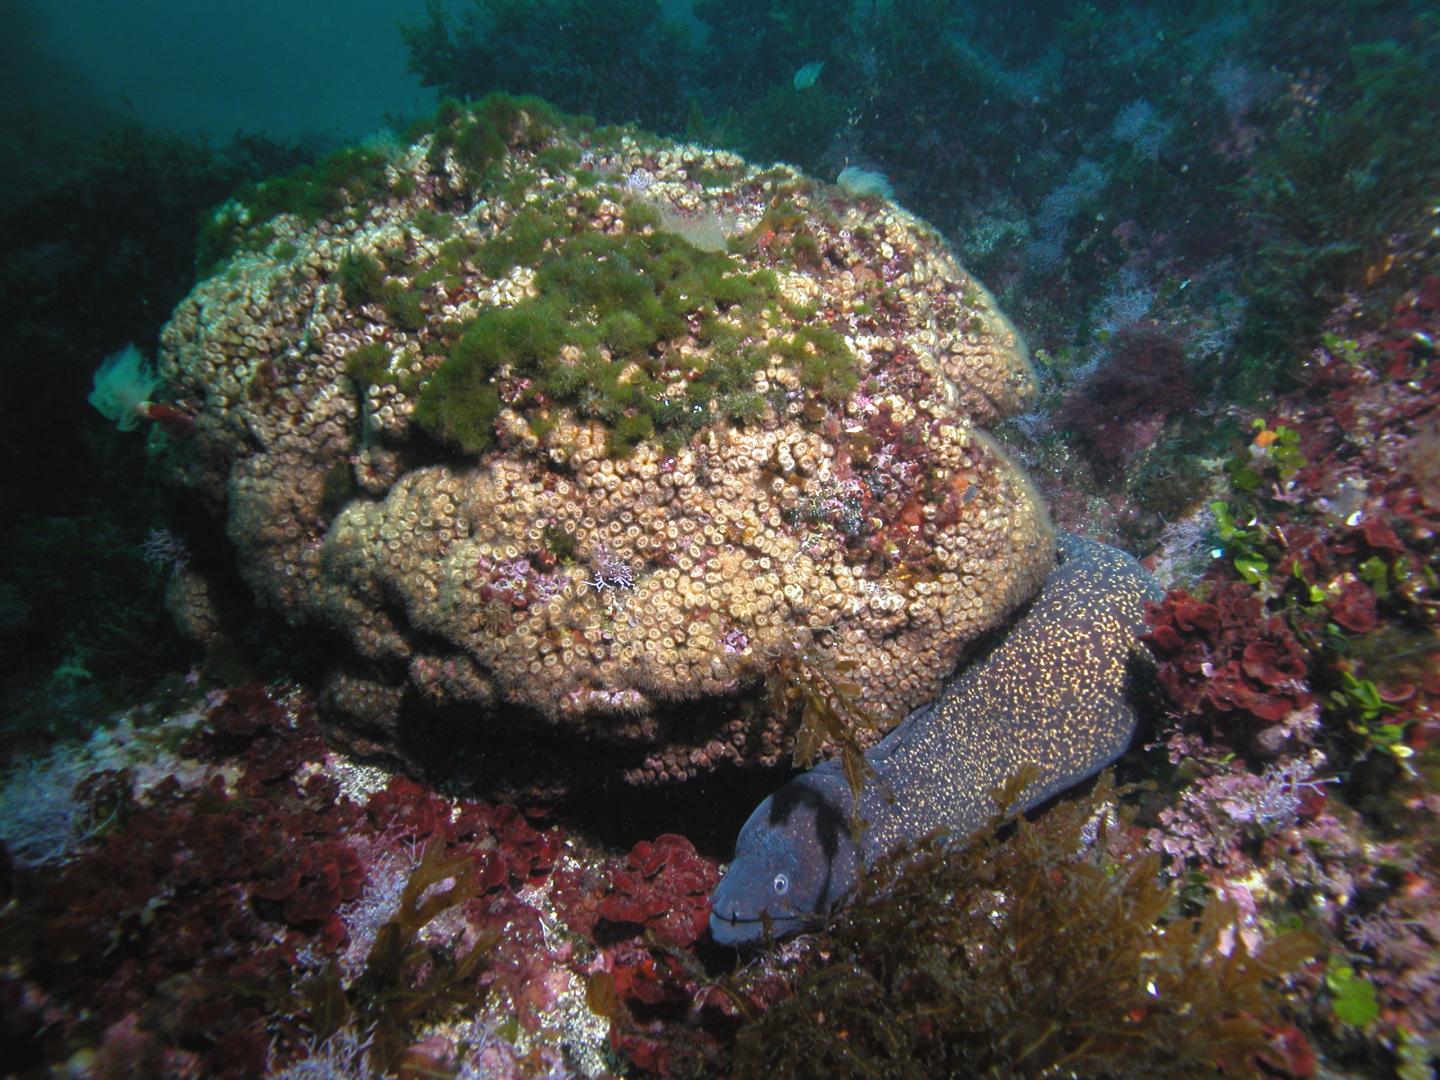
[708,907,813,947]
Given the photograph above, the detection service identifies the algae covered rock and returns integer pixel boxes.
[157,96,1052,785]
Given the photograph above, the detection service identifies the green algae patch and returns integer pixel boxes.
[197,93,575,274]
[413,225,782,455]
[337,250,386,309]
[196,145,396,274]
[779,325,860,403]
[412,208,454,240]
[412,357,505,454]
[426,92,565,187]
[381,283,428,332]
[344,342,392,386]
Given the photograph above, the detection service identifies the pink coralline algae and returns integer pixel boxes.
[545,831,725,1074]
[29,697,367,1077]
[595,833,718,947]
[1138,268,1440,1068]
[251,838,365,949]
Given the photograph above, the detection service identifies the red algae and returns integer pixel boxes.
[1135,268,1440,1073]
[0,684,735,1076]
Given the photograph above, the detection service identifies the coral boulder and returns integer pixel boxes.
[156,97,1052,787]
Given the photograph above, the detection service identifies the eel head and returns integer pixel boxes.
[708,767,860,947]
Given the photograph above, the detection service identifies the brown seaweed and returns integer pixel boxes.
[728,772,1316,1078]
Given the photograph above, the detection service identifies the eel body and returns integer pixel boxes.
[709,533,1162,946]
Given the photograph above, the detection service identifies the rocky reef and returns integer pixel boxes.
[154,96,1051,787]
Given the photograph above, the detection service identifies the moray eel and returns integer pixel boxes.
[709,533,1161,947]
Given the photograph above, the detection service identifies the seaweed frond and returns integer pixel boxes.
[765,642,885,807]
[729,772,1317,1078]
[301,841,494,1075]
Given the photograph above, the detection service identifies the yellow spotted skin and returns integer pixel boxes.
[710,534,1161,945]
[857,532,1162,859]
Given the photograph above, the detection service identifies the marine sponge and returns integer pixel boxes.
[155,96,1051,788]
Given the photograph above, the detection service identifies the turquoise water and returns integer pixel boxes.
[33,0,432,139]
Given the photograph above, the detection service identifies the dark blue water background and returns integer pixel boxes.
[36,0,434,140]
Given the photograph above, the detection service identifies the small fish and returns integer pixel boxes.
[793,61,824,90]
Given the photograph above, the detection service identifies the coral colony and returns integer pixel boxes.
[3,3,1440,1078]
[155,97,1051,787]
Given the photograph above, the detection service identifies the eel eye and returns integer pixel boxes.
[772,873,789,896]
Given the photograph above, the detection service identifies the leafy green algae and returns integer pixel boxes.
[413,224,785,456]
[728,772,1316,1079]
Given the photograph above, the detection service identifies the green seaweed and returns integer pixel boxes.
[412,208,454,240]
[476,203,572,279]
[194,201,249,276]
[610,410,656,457]
[1326,956,1381,1028]
[779,325,861,403]
[290,146,393,221]
[197,145,397,273]
[437,236,477,273]
[534,143,581,173]
[1329,671,1410,761]
[1210,500,1273,586]
[412,356,504,453]
[194,94,569,275]
[337,250,386,309]
[622,201,663,232]
[426,92,563,187]
[783,229,823,270]
[381,282,428,332]
[344,342,392,386]
[722,390,767,426]
[728,772,1318,1078]
[453,115,507,178]
[414,222,779,455]
[1227,421,1306,493]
